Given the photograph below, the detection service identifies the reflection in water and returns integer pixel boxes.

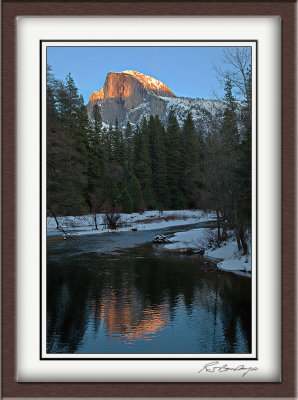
[47,241,251,354]
[91,292,170,342]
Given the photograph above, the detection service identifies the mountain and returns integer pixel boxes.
[87,70,225,133]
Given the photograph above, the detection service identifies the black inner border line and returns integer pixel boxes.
[40,39,257,361]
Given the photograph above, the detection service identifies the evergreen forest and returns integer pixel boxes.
[47,59,252,254]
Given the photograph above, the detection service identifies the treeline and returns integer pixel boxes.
[47,66,204,215]
[47,55,251,254]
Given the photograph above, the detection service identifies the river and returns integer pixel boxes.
[47,222,251,355]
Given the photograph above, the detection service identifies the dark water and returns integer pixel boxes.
[47,224,251,355]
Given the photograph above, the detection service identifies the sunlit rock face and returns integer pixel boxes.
[87,70,175,126]
[121,70,175,97]
[87,70,227,134]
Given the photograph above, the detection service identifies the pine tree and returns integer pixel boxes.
[92,103,102,135]
[123,121,134,179]
[87,103,107,224]
[127,175,143,211]
[105,120,124,192]
[133,120,153,208]
[46,64,65,222]
[181,112,200,206]
[118,188,133,213]
[47,70,89,216]
[105,123,114,163]
[147,115,156,172]
[112,119,124,166]
[152,116,170,208]
[221,80,239,153]
[165,109,183,209]
[61,74,89,213]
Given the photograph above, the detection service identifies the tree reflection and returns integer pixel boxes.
[47,246,251,354]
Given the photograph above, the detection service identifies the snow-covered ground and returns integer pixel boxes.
[164,228,251,274]
[47,210,216,237]
[47,210,251,275]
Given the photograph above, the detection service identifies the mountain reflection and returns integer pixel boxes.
[91,292,170,342]
[47,243,251,354]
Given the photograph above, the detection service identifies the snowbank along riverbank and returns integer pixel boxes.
[47,210,251,275]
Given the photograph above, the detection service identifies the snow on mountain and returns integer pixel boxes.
[87,70,227,134]
[123,94,225,134]
[122,70,174,95]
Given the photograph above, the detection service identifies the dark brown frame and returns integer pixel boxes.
[2,1,296,398]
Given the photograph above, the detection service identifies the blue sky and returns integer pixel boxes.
[47,46,230,104]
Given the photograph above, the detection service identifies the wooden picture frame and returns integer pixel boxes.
[2,0,296,397]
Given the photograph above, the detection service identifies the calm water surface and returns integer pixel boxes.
[47,224,251,354]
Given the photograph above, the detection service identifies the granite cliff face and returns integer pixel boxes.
[87,70,175,126]
[87,70,225,133]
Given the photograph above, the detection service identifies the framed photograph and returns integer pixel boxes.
[2,0,296,398]
[42,39,257,362]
